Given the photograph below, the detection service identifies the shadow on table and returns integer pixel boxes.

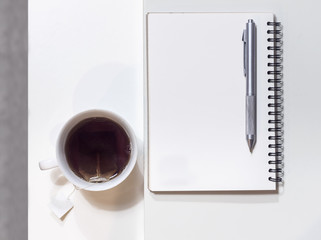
[80,163,144,211]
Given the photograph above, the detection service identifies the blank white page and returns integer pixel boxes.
[147,13,276,191]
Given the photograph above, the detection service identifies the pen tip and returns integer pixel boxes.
[247,139,256,153]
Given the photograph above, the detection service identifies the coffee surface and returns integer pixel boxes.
[65,117,131,182]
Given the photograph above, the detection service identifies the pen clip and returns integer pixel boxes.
[242,29,247,77]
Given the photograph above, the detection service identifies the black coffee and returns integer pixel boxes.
[64,117,131,183]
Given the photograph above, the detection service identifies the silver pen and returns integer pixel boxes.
[242,19,257,153]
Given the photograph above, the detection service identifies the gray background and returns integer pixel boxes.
[0,0,27,239]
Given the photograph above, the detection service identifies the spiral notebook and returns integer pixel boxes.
[147,13,284,191]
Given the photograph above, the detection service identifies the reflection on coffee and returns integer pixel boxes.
[65,117,131,183]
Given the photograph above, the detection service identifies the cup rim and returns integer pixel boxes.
[56,109,138,191]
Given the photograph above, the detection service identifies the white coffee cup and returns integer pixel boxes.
[39,109,139,191]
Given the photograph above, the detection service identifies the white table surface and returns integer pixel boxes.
[29,0,321,239]
[28,1,143,239]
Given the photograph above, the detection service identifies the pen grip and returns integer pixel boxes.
[246,95,256,136]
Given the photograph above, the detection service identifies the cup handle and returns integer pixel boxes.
[39,159,58,170]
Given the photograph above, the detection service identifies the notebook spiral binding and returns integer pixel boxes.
[267,21,284,183]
